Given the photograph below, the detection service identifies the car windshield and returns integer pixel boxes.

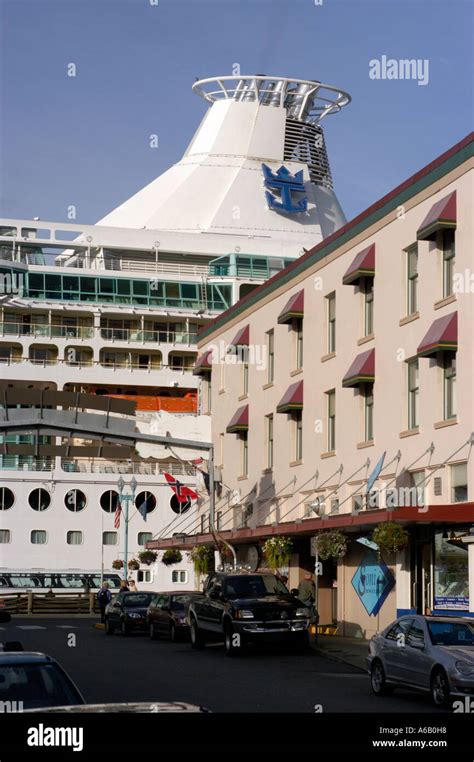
[224,575,289,599]
[427,621,474,646]
[0,663,82,709]
[123,594,154,608]
[171,595,193,611]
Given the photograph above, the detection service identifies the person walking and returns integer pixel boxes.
[119,579,130,593]
[97,582,111,624]
[128,579,138,592]
[298,572,319,628]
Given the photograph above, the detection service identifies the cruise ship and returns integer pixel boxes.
[0,74,350,593]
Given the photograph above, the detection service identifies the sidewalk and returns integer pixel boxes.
[310,634,369,672]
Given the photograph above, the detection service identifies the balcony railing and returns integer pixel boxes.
[0,322,197,345]
[0,456,53,471]
[0,356,196,372]
[100,328,197,345]
[0,322,94,339]
[61,459,196,476]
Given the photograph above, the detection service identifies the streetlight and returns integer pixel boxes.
[117,476,138,580]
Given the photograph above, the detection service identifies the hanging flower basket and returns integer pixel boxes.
[372,522,410,556]
[112,559,123,570]
[313,530,348,561]
[262,536,293,571]
[161,549,182,566]
[188,545,214,576]
[138,550,158,566]
[128,558,140,571]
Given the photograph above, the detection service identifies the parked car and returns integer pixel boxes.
[105,591,158,635]
[147,591,203,642]
[0,652,85,709]
[367,615,474,707]
[188,572,312,656]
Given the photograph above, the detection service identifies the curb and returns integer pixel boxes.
[311,645,367,673]
[94,623,105,630]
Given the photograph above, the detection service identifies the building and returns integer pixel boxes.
[151,133,474,637]
[0,74,350,593]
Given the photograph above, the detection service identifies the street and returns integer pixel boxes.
[2,617,448,714]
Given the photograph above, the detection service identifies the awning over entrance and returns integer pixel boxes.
[342,244,375,285]
[277,289,304,324]
[226,405,249,434]
[276,380,303,413]
[192,349,213,375]
[228,324,249,351]
[417,191,456,241]
[417,311,458,357]
[342,349,375,387]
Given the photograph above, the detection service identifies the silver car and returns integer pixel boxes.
[367,615,474,707]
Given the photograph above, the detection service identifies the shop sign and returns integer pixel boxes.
[351,550,395,616]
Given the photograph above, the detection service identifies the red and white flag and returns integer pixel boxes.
[114,499,122,529]
[163,472,199,503]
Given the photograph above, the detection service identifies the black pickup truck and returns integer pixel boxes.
[187,572,312,656]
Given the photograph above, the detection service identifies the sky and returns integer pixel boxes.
[0,0,472,226]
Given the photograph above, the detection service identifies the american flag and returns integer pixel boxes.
[114,499,122,529]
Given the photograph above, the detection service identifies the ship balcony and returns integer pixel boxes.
[99,326,197,346]
[0,320,94,340]
[60,459,196,476]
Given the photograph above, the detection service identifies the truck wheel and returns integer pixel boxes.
[190,618,205,649]
[224,623,244,657]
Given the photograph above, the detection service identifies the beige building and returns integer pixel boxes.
[152,134,474,637]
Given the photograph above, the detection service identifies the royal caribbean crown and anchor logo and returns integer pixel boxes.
[261,163,308,213]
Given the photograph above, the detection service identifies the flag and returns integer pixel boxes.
[114,499,122,529]
[137,495,147,522]
[197,467,210,494]
[163,472,199,503]
[366,452,386,495]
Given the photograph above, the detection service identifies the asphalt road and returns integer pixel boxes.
[1,617,448,714]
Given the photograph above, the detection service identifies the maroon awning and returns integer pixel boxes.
[276,380,303,413]
[342,244,375,286]
[228,324,249,351]
[342,349,375,387]
[277,289,304,324]
[417,191,456,241]
[226,405,249,434]
[417,312,457,357]
[192,349,213,375]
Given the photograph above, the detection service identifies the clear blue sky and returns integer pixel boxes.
[0,0,472,225]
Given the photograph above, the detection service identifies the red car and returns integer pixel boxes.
[147,592,203,642]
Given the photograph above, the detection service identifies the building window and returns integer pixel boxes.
[100,490,119,513]
[330,498,339,514]
[0,487,14,510]
[67,531,83,545]
[170,494,191,515]
[267,330,274,383]
[135,491,156,515]
[0,529,11,543]
[295,318,303,369]
[172,570,188,583]
[407,246,418,315]
[64,489,86,512]
[450,463,468,503]
[327,293,336,353]
[241,432,248,477]
[352,495,364,513]
[242,362,249,395]
[441,229,455,298]
[31,530,47,545]
[327,390,336,451]
[266,414,274,469]
[28,488,51,512]
[443,354,456,420]
[364,385,374,442]
[407,359,419,430]
[363,279,374,336]
[293,411,303,461]
[206,377,212,413]
[102,531,117,546]
[138,532,153,546]
[138,570,152,583]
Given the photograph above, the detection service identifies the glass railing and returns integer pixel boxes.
[0,356,196,371]
[0,323,94,339]
[0,456,53,471]
[61,459,196,476]
[100,328,197,344]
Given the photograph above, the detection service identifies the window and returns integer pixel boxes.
[206,377,212,413]
[0,487,14,510]
[385,619,413,642]
[295,318,303,369]
[441,229,455,298]
[138,570,152,583]
[102,531,117,546]
[65,489,87,512]
[267,330,274,383]
[170,494,191,515]
[330,498,339,514]
[352,495,364,513]
[294,411,303,461]
[406,621,425,649]
[171,570,188,584]
[31,530,47,545]
[67,531,83,545]
[100,490,119,513]
[135,491,156,515]
[327,293,336,353]
[364,385,374,442]
[0,529,11,543]
[138,532,153,546]
[363,279,374,336]
[443,354,456,420]
[242,362,249,395]
[28,488,51,512]
[266,414,274,469]
[241,432,248,477]
[407,246,418,315]
[407,359,419,429]
[451,463,468,503]
[327,390,336,451]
